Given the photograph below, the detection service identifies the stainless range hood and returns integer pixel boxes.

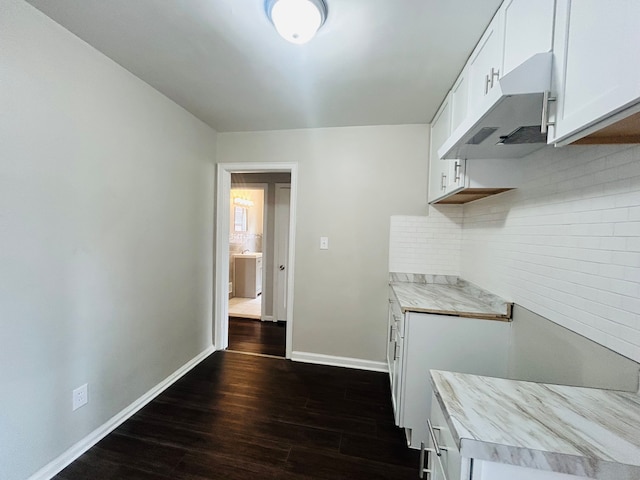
[438,52,553,160]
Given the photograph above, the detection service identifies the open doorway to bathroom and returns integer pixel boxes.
[228,185,265,320]
[224,173,292,358]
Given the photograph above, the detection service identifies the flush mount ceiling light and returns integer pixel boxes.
[265,0,328,45]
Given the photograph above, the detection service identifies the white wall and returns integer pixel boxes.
[461,144,640,363]
[389,206,462,275]
[217,126,429,361]
[0,1,217,478]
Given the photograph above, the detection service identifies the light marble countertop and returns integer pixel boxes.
[389,273,512,320]
[430,370,640,480]
[233,252,263,259]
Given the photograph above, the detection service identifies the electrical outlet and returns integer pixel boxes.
[320,236,329,250]
[72,383,88,411]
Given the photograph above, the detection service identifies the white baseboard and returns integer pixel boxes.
[28,345,215,480]
[291,351,388,372]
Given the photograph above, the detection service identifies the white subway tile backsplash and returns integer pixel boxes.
[389,206,462,276]
[462,144,640,363]
[389,144,640,362]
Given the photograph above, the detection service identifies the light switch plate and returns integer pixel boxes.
[320,236,329,250]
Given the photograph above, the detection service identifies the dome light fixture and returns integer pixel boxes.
[265,0,328,45]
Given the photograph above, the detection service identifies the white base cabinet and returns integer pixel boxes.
[422,394,590,480]
[387,288,404,424]
[473,461,590,480]
[388,305,510,449]
[234,255,263,298]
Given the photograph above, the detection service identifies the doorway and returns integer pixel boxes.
[214,163,297,359]
[228,185,266,321]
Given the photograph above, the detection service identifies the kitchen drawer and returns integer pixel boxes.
[429,392,462,480]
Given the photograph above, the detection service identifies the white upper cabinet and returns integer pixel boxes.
[428,93,453,203]
[548,0,640,145]
[500,0,554,77]
[450,67,469,132]
[467,14,503,114]
[467,0,554,118]
[447,69,469,192]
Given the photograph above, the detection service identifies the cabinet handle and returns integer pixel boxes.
[541,90,557,134]
[389,325,394,342]
[394,342,400,360]
[419,442,434,479]
[489,67,500,89]
[427,419,448,456]
[454,161,461,182]
[484,74,490,94]
[440,173,447,191]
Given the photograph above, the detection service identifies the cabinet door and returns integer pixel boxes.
[256,258,263,295]
[430,455,447,480]
[430,393,462,480]
[391,329,404,426]
[467,13,503,114]
[446,159,465,192]
[428,94,453,203]
[446,71,470,193]
[500,0,554,76]
[388,292,404,425]
[450,68,469,132]
[549,0,640,145]
[401,313,510,448]
[386,303,395,380]
[474,460,591,480]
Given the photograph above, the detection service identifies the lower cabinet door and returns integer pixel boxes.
[430,393,462,480]
[391,331,403,425]
[432,454,447,480]
[402,313,510,448]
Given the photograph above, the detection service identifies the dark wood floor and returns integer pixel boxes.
[54,351,419,480]
[228,317,286,357]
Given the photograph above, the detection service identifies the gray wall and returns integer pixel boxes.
[509,306,640,392]
[0,2,217,478]
[218,126,429,361]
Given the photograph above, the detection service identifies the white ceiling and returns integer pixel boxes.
[26,0,502,132]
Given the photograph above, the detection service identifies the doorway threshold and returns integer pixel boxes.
[225,350,285,360]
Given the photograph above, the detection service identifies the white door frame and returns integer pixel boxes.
[214,162,298,358]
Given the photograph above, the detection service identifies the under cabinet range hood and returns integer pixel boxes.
[438,52,553,160]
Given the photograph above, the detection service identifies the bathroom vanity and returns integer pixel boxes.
[233,253,263,298]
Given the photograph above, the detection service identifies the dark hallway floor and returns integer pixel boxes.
[53,351,419,479]
[228,317,286,357]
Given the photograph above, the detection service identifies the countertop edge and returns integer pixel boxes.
[430,371,640,480]
[459,438,640,480]
[390,279,513,320]
[401,305,513,322]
